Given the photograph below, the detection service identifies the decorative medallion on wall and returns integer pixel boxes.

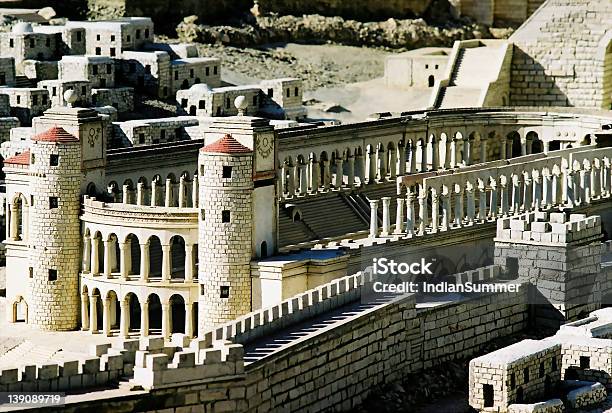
[256,134,273,158]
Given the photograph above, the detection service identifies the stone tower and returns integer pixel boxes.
[28,127,82,330]
[198,134,253,333]
[495,211,602,328]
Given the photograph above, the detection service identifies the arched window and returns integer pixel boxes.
[428,75,435,88]
[260,241,268,258]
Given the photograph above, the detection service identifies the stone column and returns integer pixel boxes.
[398,145,406,175]
[378,148,387,181]
[523,177,533,211]
[185,302,194,338]
[381,197,391,236]
[280,163,288,196]
[449,139,456,169]
[192,175,199,207]
[140,242,150,282]
[418,188,428,234]
[369,200,379,238]
[464,139,472,166]
[137,182,145,206]
[552,174,560,206]
[542,173,551,208]
[165,179,173,207]
[368,150,377,183]
[420,142,427,172]
[89,294,98,333]
[603,162,611,197]
[441,193,450,230]
[520,136,527,156]
[161,302,170,339]
[322,160,331,190]
[82,234,91,272]
[466,186,475,223]
[431,139,439,171]
[150,180,158,206]
[582,169,591,204]
[334,159,344,188]
[140,300,149,337]
[298,164,307,195]
[120,298,129,338]
[592,165,600,200]
[356,154,365,186]
[102,297,111,336]
[119,242,129,280]
[347,156,355,188]
[309,158,319,193]
[178,176,186,207]
[81,292,89,331]
[389,149,397,179]
[394,198,405,234]
[405,192,415,236]
[292,164,299,195]
[103,239,112,277]
[409,141,417,174]
[122,184,130,204]
[512,177,522,213]
[454,187,464,227]
[185,243,194,282]
[431,190,439,233]
[91,237,100,275]
[533,175,542,210]
[489,181,498,218]
[161,244,171,281]
[500,182,509,216]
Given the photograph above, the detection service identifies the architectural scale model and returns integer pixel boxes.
[0,0,609,412]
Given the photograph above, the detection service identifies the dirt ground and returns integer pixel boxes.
[194,42,433,123]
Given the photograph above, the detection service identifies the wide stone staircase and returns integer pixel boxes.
[0,340,86,370]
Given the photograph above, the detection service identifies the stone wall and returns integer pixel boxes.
[509,0,612,109]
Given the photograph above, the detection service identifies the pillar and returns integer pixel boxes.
[120,298,129,338]
[500,182,509,216]
[533,175,542,210]
[103,239,112,277]
[418,188,428,234]
[136,182,145,206]
[150,180,158,206]
[165,178,172,207]
[281,163,288,196]
[409,141,417,174]
[119,242,129,280]
[431,138,439,170]
[405,192,415,236]
[185,302,194,338]
[161,302,170,339]
[394,198,405,234]
[122,184,130,204]
[420,142,427,172]
[489,182,498,218]
[478,186,487,221]
[322,160,331,190]
[369,199,379,238]
[466,186,475,223]
[161,244,171,281]
[381,197,391,236]
[9,204,17,240]
[309,158,319,193]
[91,236,100,275]
[334,159,343,188]
[441,193,450,230]
[378,148,387,181]
[89,294,98,333]
[140,300,149,337]
[368,150,376,183]
[81,292,89,331]
[298,164,307,195]
[431,190,439,232]
[192,175,199,207]
[523,177,533,211]
[454,187,464,227]
[185,243,194,282]
[178,176,186,207]
[464,138,472,165]
[82,234,91,272]
[347,157,355,188]
[480,138,487,163]
[389,149,397,179]
[140,242,150,282]
[398,145,406,175]
[102,297,110,336]
[512,177,522,213]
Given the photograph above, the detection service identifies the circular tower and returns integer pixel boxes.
[28,127,82,330]
[198,134,253,333]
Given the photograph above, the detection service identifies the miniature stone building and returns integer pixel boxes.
[58,55,115,89]
[117,50,171,98]
[0,87,50,125]
[38,79,92,107]
[170,57,222,95]
[385,47,450,89]
[112,116,199,147]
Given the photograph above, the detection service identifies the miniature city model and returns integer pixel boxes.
[0,0,610,412]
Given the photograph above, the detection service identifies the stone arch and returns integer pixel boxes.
[106,290,121,331]
[125,292,141,332]
[583,134,592,145]
[93,231,104,273]
[12,295,27,322]
[527,131,542,154]
[86,182,97,197]
[108,233,120,274]
[599,34,612,110]
[91,287,103,331]
[124,233,140,275]
[170,235,186,279]
[147,293,162,335]
[260,240,268,258]
[428,75,435,87]
[9,193,27,241]
[508,131,522,158]
[170,294,185,334]
[148,235,163,278]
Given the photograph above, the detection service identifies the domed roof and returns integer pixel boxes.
[32,126,79,143]
[190,83,212,93]
[201,134,252,154]
[12,22,33,34]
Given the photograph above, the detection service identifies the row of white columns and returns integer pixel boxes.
[82,235,196,282]
[368,165,611,238]
[81,292,195,338]
[109,175,199,208]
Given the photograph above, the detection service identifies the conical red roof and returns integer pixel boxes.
[32,126,79,143]
[4,150,30,165]
[201,134,252,154]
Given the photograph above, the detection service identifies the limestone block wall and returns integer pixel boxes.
[0,88,50,126]
[117,51,171,98]
[59,56,115,88]
[0,32,60,73]
[170,58,221,96]
[0,57,16,87]
[509,0,612,109]
[22,60,59,82]
[33,26,86,56]
[198,150,253,332]
[557,336,612,387]
[27,140,82,330]
[178,85,261,117]
[38,80,92,107]
[112,117,199,147]
[92,87,134,113]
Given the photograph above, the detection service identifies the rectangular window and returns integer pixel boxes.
[92,65,98,75]
[267,88,273,97]
[552,357,557,371]
[221,210,230,223]
[295,87,299,96]
[181,98,188,108]
[30,195,34,206]
[32,95,38,106]
[111,35,115,42]
[190,69,194,78]
[81,86,87,95]
[110,47,116,57]
[199,100,205,109]
[136,29,141,39]
[16,95,20,104]
[127,35,131,42]
[206,67,210,76]
[580,356,590,369]
[48,269,57,281]
[213,66,218,75]
[106,64,112,74]
[9,38,13,48]
[523,367,529,383]
[510,373,515,389]
[286,88,290,98]
[49,196,58,209]
[29,38,34,48]
[222,166,232,178]
[29,267,33,278]
[95,47,101,56]
[138,133,145,144]
[539,362,545,378]
[220,286,230,298]
[45,38,51,47]
[50,154,59,166]
[52,87,57,96]
[145,29,150,38]
[96,34,101,41]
